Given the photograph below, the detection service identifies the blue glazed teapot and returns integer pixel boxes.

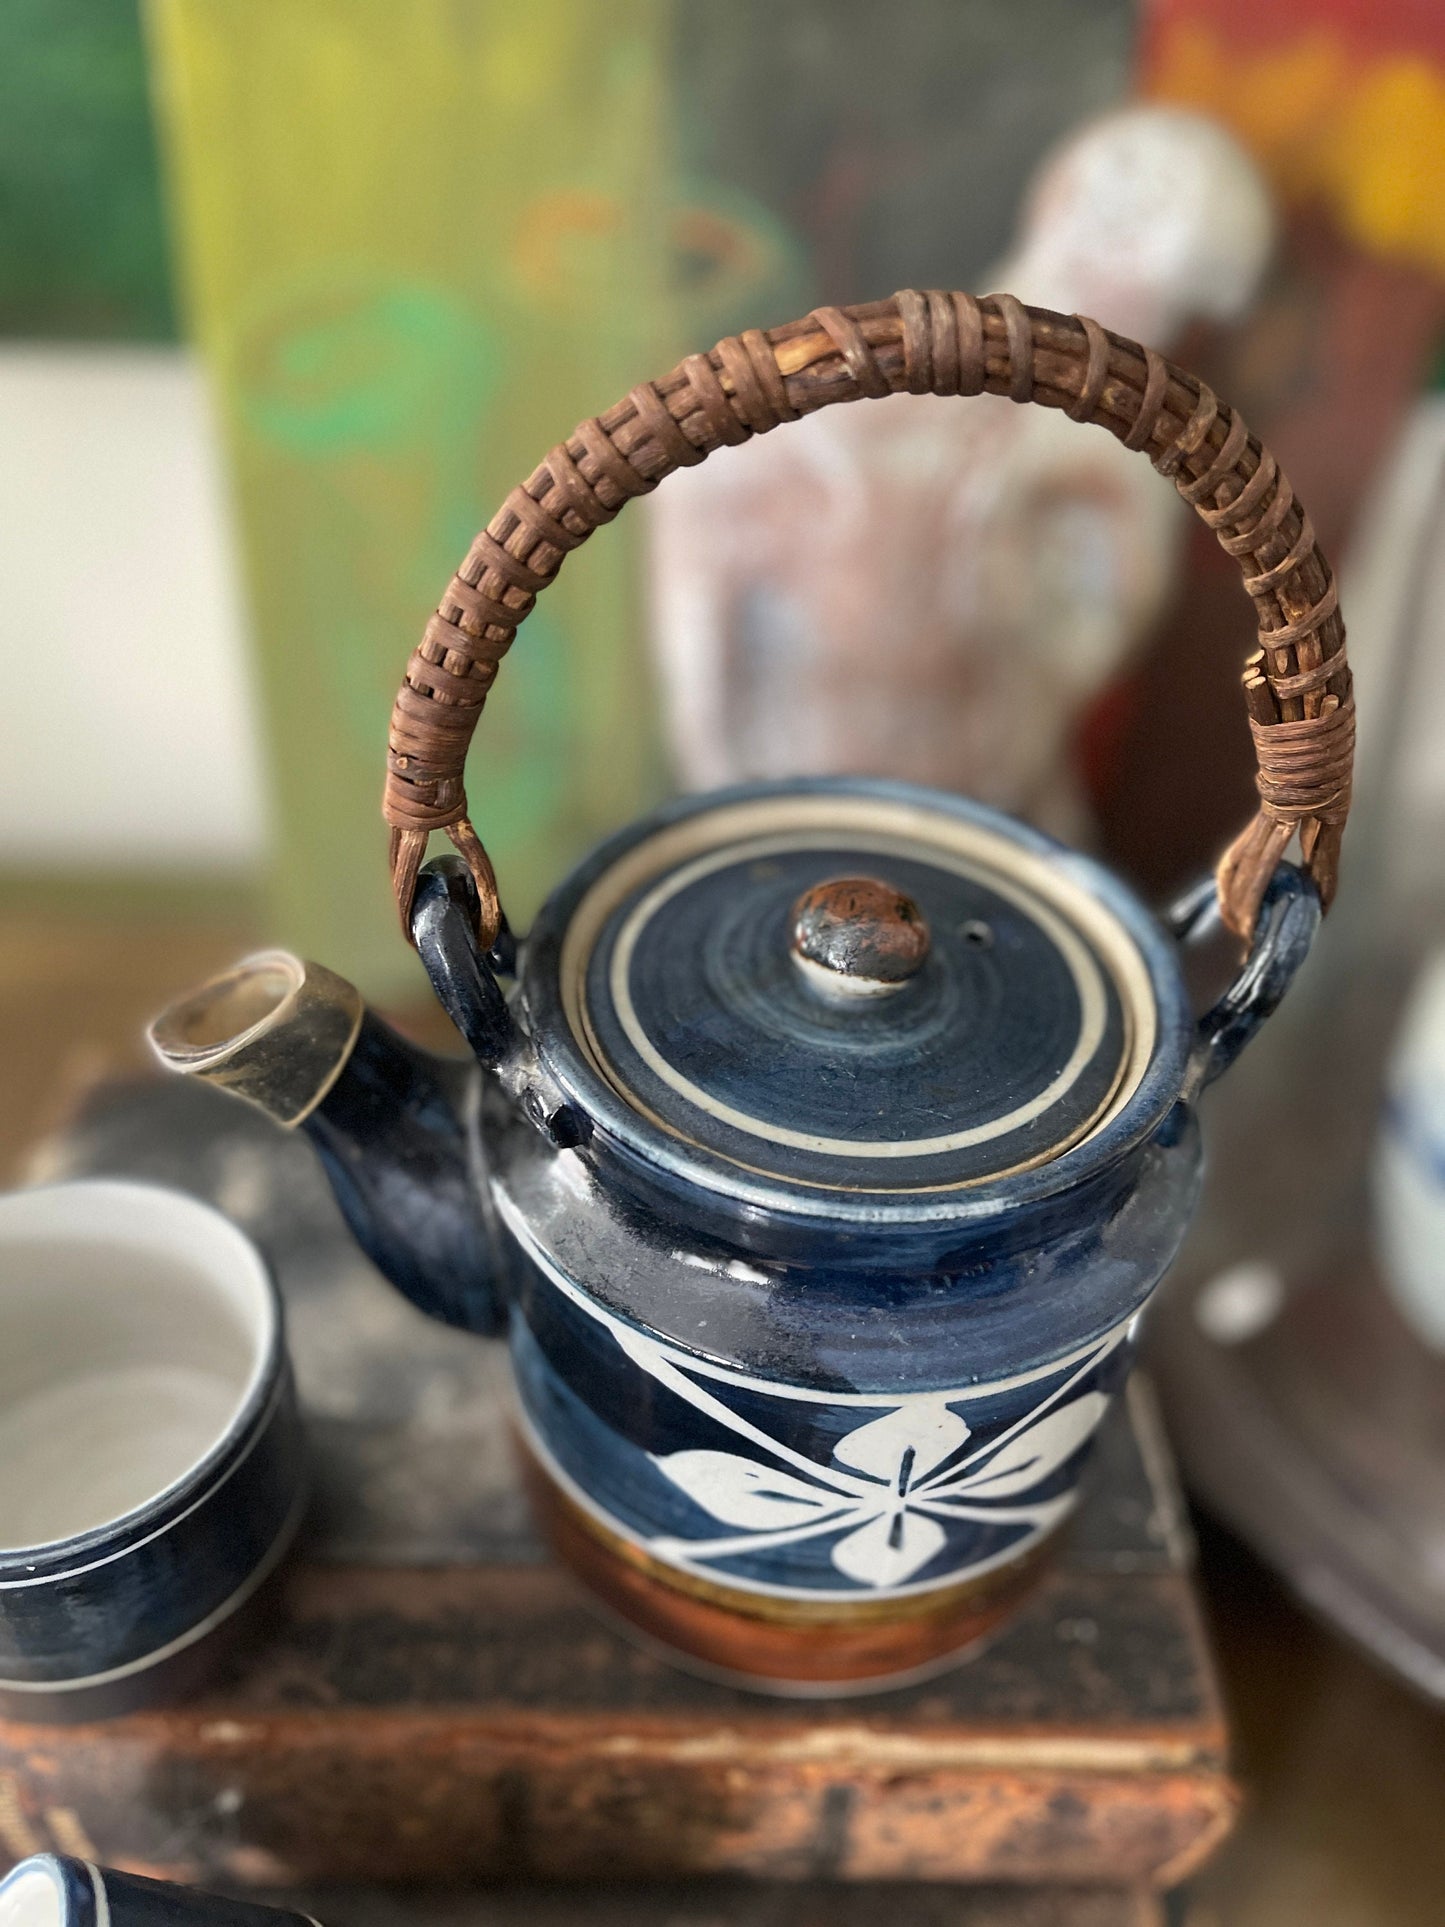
[152,294,1352,1687]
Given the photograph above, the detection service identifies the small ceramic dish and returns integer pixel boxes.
[0,1854,317,1927]
[0,1180,305,1720]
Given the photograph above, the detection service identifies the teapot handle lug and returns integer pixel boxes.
[1166,862,1321,1095]
[411,857,525,1071]
[411,858,586,1148]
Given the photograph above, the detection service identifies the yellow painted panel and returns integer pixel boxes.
[1150,19,1445,278]
[151,0,673,996]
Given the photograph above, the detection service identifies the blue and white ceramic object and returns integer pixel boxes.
[0,1182,304,1720]
[152,777,1318,1689]
[0,1855,315,1927]
[1375,948,1445,1351]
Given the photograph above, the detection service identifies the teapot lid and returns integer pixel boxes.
[529,780,1176,1209]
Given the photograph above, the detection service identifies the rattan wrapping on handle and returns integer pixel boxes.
[385,292,1352,946]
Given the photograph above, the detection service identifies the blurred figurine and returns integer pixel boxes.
[648,107,1274,838]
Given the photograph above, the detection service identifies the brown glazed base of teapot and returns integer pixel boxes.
[518,1437,1052,1691]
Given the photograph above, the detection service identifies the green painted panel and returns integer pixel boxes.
[0,0,176,339]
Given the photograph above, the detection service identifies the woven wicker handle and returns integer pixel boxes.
[385,291,1352,946]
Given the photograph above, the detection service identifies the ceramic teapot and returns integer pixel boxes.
[152,293,1352,1689]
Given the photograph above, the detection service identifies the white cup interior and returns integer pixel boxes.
[0,1864,63,1927]
[0,1182,274,1552]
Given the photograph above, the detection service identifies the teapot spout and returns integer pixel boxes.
[148,953,506,1335]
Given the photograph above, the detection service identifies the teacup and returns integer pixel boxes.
[0,1181,304,1720]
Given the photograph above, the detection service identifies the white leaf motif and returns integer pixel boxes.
[831,1509,947,1588]
[943,1394,1109,1500]
[917,1489,1079,1535]
[831,1400,971,1486]
[653,1449,849,1530]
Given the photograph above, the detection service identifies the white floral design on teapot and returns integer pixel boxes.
[652,1393,1104,1590]
[571,1311,1130,1597]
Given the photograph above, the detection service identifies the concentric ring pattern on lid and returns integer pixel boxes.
[557,792,1157,1197]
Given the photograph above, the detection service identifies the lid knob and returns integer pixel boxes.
[790,876,931,1000]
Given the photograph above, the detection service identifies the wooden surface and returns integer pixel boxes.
[0,1560,1229,1891]
[0,1071,1233,1895]
[249,1883,1165,1926]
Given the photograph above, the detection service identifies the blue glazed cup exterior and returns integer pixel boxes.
[0,1182,305,1722]
[0,1856,315,1927]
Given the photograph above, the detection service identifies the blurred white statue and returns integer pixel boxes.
[647,107,1274,837]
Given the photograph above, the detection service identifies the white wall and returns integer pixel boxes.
[0,346,268,870]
